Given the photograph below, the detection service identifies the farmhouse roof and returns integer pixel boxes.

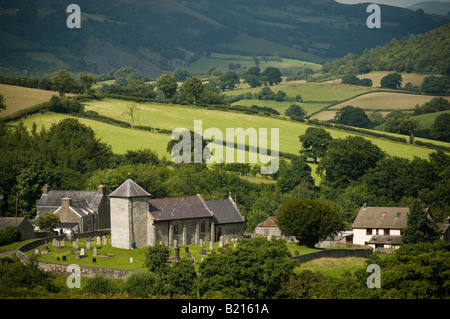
[352,206,409,229]
[206,198,245,225]
[257,216,279,228]
[149,194,213,221]
[109,179,151,198]
[37,190,103,208]
[368,235,402,246]
[54,222,78,229]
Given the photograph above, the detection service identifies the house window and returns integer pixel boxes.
[366,228,372,235]
[384,229,390,235]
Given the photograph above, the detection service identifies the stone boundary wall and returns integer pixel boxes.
[291,248,373,263]
[15,229,135,280]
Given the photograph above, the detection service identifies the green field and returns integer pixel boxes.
[10,98,449,164]
[413,110,450,129]
[186,52,321,75]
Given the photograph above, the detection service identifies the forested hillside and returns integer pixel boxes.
[0,0,448,77]
[321,23,450,76]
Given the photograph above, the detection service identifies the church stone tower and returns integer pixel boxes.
[109,179,151,249]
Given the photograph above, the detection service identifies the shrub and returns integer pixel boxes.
[123,271,165,298]
[82,274,119,294]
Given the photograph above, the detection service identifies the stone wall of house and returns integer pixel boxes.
[291,248,373,264]
[130,197,150,249]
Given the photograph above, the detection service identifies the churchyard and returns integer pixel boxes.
[27,235,321,272]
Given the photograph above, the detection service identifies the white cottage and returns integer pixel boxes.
[352,205,409,249]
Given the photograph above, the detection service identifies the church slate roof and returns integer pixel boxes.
[109,179,151,198]
[149,194,213,221]
[206,198,245,225]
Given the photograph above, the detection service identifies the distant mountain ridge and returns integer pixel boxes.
[408,1,450,15]
[0,0,448,77]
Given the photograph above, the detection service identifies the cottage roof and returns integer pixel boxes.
[368,235,402,245]
[0,217,26,230]
[109,179,151,198]
[149,194,213,221]
[206,198,245,225]
[352,206,409,229]
[257,216,278,227]
[54,222,78,229]
[37,190,102,208]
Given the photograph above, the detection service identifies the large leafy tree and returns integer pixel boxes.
[276,198,344,247]
[299,127,332,163]
[276,156,314,193]
[334,105,373,129]
[243,66,262,88]
[380,72,403,89]
[179,77,204,104]
[51,70,79,96]
[430,113,450,142]
[0,94,6,113]
[156,74,178,99]
[403,199,440,244]
[194,237,297,298]
[317,136,384,187]
[262,67,282,86]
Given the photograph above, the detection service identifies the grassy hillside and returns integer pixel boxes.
[78,98,450,159]
[0,83,59,117]
[185,53,321,76]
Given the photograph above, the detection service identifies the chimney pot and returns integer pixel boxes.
[42,184,51,194]
[61,198,72,208]
[98,184,106,195]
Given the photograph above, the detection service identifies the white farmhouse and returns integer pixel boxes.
[352,204,409,249]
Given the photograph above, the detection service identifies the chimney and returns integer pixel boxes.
[61,198,72,209]
[363,203,368,210]
[42,184,51,194]
[98,184,107,195]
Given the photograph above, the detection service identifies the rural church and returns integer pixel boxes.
[38,179,245,249]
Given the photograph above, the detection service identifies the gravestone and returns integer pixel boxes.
[34,248,39,254]
[186,251,191,258]
[75,238,80,250]
[93,247,97,257]
[61,238,65,247]
[62,256,66,261]
[130,257,134,263]
[86,241,91,250]
[295,250,299,256]
[93,258,96,263]
[55,241,60,250]
[52,238,57,247]
[96,236,101,245]
[192,256,197,265]
[199,238,203,248]
[74,253,80,260]
[200,248,207,255]
[80,248,86,257]
[174,248,180,261]
[173,239,178,248]
[185,247,189,253]
[209,241,213,250]
[103,236,107,245]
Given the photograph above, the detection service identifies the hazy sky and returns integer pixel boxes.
[335,0,450,8]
